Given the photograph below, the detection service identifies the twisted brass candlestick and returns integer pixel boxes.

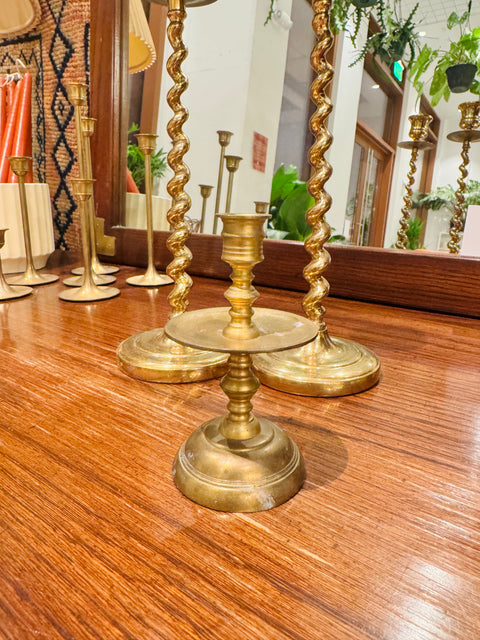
[6,157,59,287]
[212,130,233,234]
[199,184,213,233]
[117,0,227,382]
[395,114,434,250]
[224,155,242,213]
[126,134,173,287]
[254,0,380,397]
[165,213,317,512]
[446,102,480,254]
[59,179,120,302]
[0,229,33,300]
[71,116,119,278]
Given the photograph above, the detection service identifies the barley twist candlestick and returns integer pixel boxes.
[165,213,317,512]
[117,0,227,382]
[212,130,233,234]
[6,157,59,287]
[199,184,213,233]
[254,0,380,397]
[0,229,33,300]
[395,114,434,250]
[446,102,480,254]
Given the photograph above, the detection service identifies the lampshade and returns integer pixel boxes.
[129,0,157,74]
[0,0,41,37]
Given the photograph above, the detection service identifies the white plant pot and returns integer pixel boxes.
[0,183,55,273]
[125,192,171,232]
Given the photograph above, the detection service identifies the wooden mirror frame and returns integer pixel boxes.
[90,0,480,318]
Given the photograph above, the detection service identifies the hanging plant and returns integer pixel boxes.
[330,0,377,45]
[264,0,275,26]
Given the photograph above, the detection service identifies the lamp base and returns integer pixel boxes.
[254,328,380,397]
[173,415,305,512]
[117,328,228,383]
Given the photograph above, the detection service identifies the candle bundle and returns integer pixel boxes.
[0,71,33,183]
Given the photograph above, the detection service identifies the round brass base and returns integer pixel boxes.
[173,415,305,512]
[0,284,33,300]
[7,271,59,286]
[254,330,381,397]
[63,273,116,287]
[71,264,120,276]
[117,328,228,383]
[59,285,120,303]
[126,273,173,287]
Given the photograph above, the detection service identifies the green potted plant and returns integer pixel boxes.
[127,123,167,192]
[409,5,480,106]
[330,0,377,45]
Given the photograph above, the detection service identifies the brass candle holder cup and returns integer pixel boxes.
[224,154,242,213]
[6,157,59,287]
[198,184,213,233]
[446,101,480,254]
[253,0,380,397]
[254,201,270,214]
[396,114,434,250]
[117,0,228,382]
[212,130,233,234]
[0,229,33,300]
[60,179,120,302]
[165,213,317,512]
[127,134,173,287]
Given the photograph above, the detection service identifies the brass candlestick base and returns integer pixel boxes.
[63,272,117,287]
[71,261,119,276]
[0,229,33,300]
[165,213,317,512]
[6,157,59,287]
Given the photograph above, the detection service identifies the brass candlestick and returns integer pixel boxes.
[6,157,59,287]
[446,102,480,254]
[0,229,33,300]
[71,116,119,278]
[126,134,173,287]
[59,179,120,302]
[198,184,213,233]
[224,155,242,213]
[165,213,317,512]
[212,130,233,234]
[395,114,434,250]
[117,0,228,382]
[254,0,380,397]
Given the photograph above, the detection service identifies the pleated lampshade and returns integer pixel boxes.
[129,0,157,74]
[0,0,41,37]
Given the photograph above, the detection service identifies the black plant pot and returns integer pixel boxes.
[446,63,477,93]
[351,0,378,7]
[377,40,406,66]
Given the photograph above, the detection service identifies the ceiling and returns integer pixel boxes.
[400,0,477,26]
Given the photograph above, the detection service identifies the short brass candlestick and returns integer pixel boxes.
[446,102,480,254]
[395,114,434,250]
[165,213,317,512]
[59,180,120,302]
[117,0,228,382]
[0,229,33,300]
[198,184,213,233]
[224,155,242,213]
[254,0,380,397]
[6,157,59,287]
[212,130,233,234]
[71,116,119,278]
[126,134,173,287]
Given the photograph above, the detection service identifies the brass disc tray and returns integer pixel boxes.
[0,284,33,300]
[447,130,480,143]
[126,273,173,287]
[397,140,435,150]
[63,273,117,287]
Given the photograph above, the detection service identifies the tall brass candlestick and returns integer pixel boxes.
[126,134,173,287]
[59,179,120,302]
[224,155,242,213]
[0,229,33,300]
[71,116,119,278]
[165,213,317,512]
[117,0,227,382]
[254,0,380,397]
[199,184,213,233]
[6,157,59,287]
[446,102,480,254]
[212,130,233,234]
[395,114,434,250]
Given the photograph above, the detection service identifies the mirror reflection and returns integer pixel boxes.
[125,0,480,256]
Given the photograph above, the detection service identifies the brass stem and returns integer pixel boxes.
[79,195,95,289]
[81,118,101,270]
[225,170,235,213]
[396,145,419,250]
[213,146,227,233]
[302,0,333,331]
[165,0,193,318]
[199,184,213,233]
[448,139,470,254]
[219,353,261,440]
[17,171,36,274]
[144,152,156,276]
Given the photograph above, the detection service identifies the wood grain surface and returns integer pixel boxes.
[0,264,479,639]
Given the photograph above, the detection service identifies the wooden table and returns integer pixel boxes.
[0,264,479,640]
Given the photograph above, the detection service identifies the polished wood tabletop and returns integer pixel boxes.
[0,264,479,640]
